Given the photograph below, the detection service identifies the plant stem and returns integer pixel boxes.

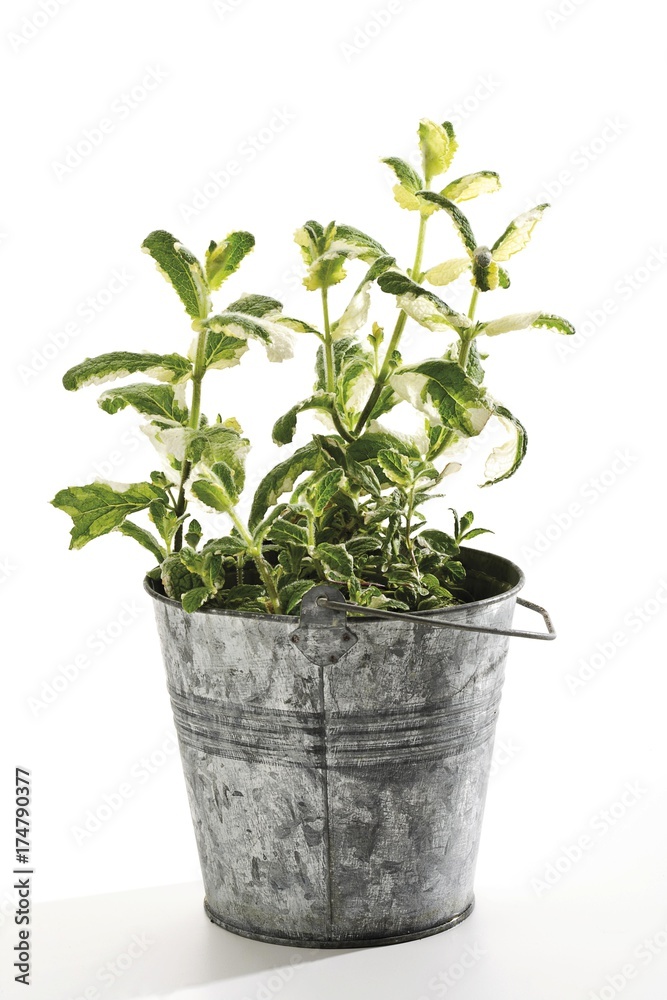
[353,207,430,436]
[404,485,419,571]
[173,323,208,550]
[458,287,479,373]
[228,508,283,614]
[321,287,335,393]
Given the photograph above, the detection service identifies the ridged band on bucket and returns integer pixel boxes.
[146,547,546,947]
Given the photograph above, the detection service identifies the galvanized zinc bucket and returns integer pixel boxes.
[146,547,554,948]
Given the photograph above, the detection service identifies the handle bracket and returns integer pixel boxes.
[290,586,359,665]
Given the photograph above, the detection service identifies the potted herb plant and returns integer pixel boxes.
[53,119,573,948]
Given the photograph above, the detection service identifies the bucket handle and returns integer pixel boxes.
[315,595,556,641]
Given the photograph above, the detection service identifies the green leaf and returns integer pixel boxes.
[187,423,249,490]
[142,230,209,319]
[382,157,435,215]
[149,500,184,548]
[392,360,493,438]
[182,587,212,613]
[423,258,471,287]
[309,468,345,516]
[416,192,477,254]
[190,479,234,512]
[202,535,248,556]
[279,579,318,615]
[97,383,188,425]
[51,481,166,550]
[295,220,387,291]
[161,554,203,600]
[63,352,193,391]
[482,405,527,486]
[462,527,494,540]
[210,461,239,505]
[202,331,249,371]
[203,306,302,365]
[347,430,421,463]
[378,272,473,335]
[381,156,423,192]
[491,204,549,261]
[272,393,335,446]
[459,511,474,535]
[418,119,458,181]
[249,442,325,530]
[184,519,203,549]
[498,267,511,289]
[377,450,413,487]
[417,529,459,556]
[314,542,354,582]
[270,518,309,547]
[330,224,388,263]
[532,313,576,336]
[226,293,282,316]
[116,520,166,562]
[441,171,501,203]
[205,231,255,291]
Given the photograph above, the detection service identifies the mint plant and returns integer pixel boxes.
[53,119,574,615]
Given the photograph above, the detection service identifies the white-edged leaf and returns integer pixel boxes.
[97,383,188,425]
[332,255,396,340]
[142,230,209,319]
[116,521,166,562]
[418,119,457,181]
[272,394,335,446]
[314,542,354,582]
[182,587,212,613]
[482,405,527,486]
[441,171,500,203]
[63,352,193,390]
[378,271,472,334]
[481,312,542,337]
[491,204,549,262]
[416,192,477,253]
[532,313,576,336]
[51,481,167,550]
[392,360,493,438]
[205,231,255,291]
[249,442,325,530]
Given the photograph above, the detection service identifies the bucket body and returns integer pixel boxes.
[147,547,524,947]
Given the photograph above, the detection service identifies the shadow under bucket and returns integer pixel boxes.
[146,547,552,948]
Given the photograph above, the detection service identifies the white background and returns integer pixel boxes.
[2,0,667,997]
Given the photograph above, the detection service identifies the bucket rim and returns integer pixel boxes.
[144,546,525,625]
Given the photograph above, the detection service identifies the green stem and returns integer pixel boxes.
[353,207,430,436]
[321,287,335,393]
[173,323,208,551]
[458,287,479,373]
[404,485,419,571]
[228,508,283,614]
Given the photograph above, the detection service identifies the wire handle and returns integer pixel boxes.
[315,595,556,641]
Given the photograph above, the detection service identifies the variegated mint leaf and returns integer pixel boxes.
[51,481,167,550]
[63,352,193,390]
[142,230,209,319]
[491,204,549,262]
[205,231,255,291]
[441,171,501,203]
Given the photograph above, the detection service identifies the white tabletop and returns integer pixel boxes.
[3,872,666,1000]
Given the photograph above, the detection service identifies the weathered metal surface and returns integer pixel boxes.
[146,547,525,947]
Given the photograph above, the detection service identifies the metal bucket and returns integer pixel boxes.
[146,547,553,948]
